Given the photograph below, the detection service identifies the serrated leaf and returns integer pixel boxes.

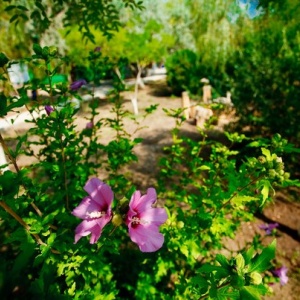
[248,240,276,273]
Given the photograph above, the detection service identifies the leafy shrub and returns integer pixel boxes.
[165,49,200,96]
[0,45,299,299]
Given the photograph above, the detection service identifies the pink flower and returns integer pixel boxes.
[126,188,168,252]
[45,105,54,116]
[72,178,113,244]
[272,266,289,285]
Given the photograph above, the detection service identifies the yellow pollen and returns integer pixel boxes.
[87,211,105,218]
[131,216,149,225]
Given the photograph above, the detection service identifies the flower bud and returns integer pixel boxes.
[49,46,58,56]
[258,156,266,164]
[268,169,276,179]
[112,214,123,226]
[177,221,184,229]
[249,272,262,285]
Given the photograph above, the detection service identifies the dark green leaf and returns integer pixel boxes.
[9,14,19,23]
[248,240,276,272]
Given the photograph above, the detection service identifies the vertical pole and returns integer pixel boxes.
[181,91,190,120]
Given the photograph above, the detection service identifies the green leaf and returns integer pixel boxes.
[239,285,267,300]
[198,264,228,278]
[248,240,276,273]
[216,254,230,269]
[0,170,19,196]
[259,180,274,205]
[0,53,9,68]
[232,195,258,207]
[261,148,271,161]
[217,286,239,300]
[4,5,16,12]
[16,5,29,11]
[198,165,210,171]
[33,43,43,55]
[0,93,7,116]
[9,14,19,23]
[242,246,255,265]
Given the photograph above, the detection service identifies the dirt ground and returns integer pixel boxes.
[2,80,300,299]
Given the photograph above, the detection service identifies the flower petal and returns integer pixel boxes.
[129,188,157,213]
[74,219,99,244]
[84,178,113,209]
[128,224,165,252]
[72,196,101,220]
[74,215,111,244]
[140,207,168,226]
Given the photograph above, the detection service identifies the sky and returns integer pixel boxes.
[238,0,264,19]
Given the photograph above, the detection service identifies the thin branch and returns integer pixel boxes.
[0,200,46,246]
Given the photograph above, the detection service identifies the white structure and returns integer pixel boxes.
[212,92,233,107]
[0,144,9,173]
[193,105,213,127]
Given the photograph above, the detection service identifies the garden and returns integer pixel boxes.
[0,1,300,299]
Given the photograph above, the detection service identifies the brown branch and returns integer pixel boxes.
[0,200,46,246]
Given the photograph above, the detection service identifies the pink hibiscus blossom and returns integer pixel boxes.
[72,178,113,244]
[126,188,168,252]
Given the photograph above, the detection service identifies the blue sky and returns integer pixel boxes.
[238,0,263,19]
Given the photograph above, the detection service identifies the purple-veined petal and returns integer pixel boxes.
[140,207,168,226]
[129,188,157,213]
[74,214,112,244]
[84,178,113,209]
[128,223,164,252]
[74,219,100,244]
[71,196,101,220]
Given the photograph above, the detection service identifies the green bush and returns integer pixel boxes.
[165,49,200,96]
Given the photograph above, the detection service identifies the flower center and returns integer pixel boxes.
[131,216,149,226]
[87,211,106,219]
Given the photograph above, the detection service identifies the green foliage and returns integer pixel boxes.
[1,1,300,298]
[188,240,275,299]
[165,49,200,95]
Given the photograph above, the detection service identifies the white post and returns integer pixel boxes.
[0,144,9,173]
[181,91,191,120]
[131,97,139,115]
[203,85,212,103]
